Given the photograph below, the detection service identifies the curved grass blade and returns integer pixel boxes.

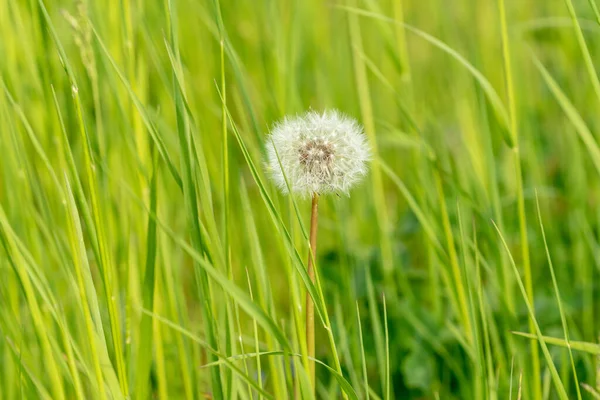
[562,0,600,111]
[63,175,108,399]
[89,24,182,190]
[535,192,582,400]
[533,56,600,176]
[140,308,275,400]
[166,0,224,396]
[0,208,66,400]
[512,332,600,355]
[133,158,159,399]
[105,166,291,351]
[492,221,569,400]
[338,5,511,143]
[380,160,443,252]
[201,350,359,400]
[35,1,129,393]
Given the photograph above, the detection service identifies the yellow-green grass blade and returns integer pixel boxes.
[562,0,600,112]
[108,169,292,352]
[473,228,498,400]
[133,158,160,399]
[582,384,600,399]
[201,349,359,400]
[535,192,582,399]
[162,40,224,265]
[246,268,263,398]
[346,0,399,290]
[0,186,123,398]
[434,170,473,346]
[72,80,128,398]
[152,274,169,400]
[338,5,510,140]
[52,85,124,397]
[157,236,196,400]
[379,161,443,253]
[356,302,370,400]
[239,181,286,399]
[141,309,276,400]
[217,31,238,399]
[364,267,385,395]
[63,174,108,399]
[492,221,568,400]
[196,0,263,145]
[533,57,600,176]
[3,84,92,400]
[35,0,129,393]
[89,24,182,190]
[3,337,53,400]
[167,1,225,397]
[160,219,291,349]
[512,332,600,355]
[307,232,347,398]
[332,296,362,395]
[383,295,391,400]
[497,0,539,396]
[0,208,65,400]
[50,85,100,265]
[457,203,483,398]
[587,0,600,25]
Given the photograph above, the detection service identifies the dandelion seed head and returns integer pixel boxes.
[267,110,370,197]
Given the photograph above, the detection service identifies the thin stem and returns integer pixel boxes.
[497,0,539,397]
[306,192,319,391]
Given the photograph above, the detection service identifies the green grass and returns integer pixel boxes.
[1,0,600,398]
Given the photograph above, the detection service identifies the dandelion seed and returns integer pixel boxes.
[266,110,370,197]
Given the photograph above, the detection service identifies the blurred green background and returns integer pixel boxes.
[1,0,600,399]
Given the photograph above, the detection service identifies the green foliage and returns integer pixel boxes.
[0,0,599,398]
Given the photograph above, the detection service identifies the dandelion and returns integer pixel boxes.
[266,109,370,391]
[266,110,370,197]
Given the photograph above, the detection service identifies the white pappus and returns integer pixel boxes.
[266,110,371,197]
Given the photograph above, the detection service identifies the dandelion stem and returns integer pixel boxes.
[306,192,319,391]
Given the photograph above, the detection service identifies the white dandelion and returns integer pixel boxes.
[266,110,370,197]
[265,109,370,393]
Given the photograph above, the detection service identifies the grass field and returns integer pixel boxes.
[1,0,600,398]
